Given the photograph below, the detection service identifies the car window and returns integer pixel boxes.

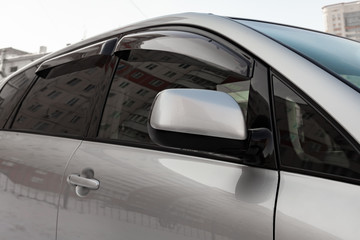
[0,66,37,128]
[11,55,115,137]
[98,36,251,144]
[273,76,360,182]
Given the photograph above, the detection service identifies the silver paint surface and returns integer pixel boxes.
[57,141,278,240]
[150,89,247,140]
[0,131,81,239]
[276,172,360,240]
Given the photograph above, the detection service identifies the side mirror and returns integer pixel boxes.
[148,89,273,160]
[148,89,248,156]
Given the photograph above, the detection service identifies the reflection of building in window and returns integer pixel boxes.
[131,71,144,79]
[119,82,130,88]
[149,79,164,87]
[67,78,82,86]
[83,84,95,92]
[10,66,18,73]
[145,63,158,70]
[164,71,177,78]
[47,90,62,99]
[136,89,149,96]
[67,98,80,106]
[179,63,190,69]
[123,99,135,107]
[28,104,42,112]
[0,67,39,127]
[98,49,251,144]
[12,61,109,135]
[323,2,360,41]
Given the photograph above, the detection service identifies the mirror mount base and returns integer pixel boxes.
[243,128,274,165]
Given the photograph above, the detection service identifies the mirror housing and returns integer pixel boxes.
[148,89,249,156]
[148,89,274,160]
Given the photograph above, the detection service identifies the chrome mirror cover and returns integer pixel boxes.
[148,89,248,155]
[150,89,247,140]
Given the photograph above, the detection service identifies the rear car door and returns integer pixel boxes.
[0,38,117,239]
[57,28,279,240]
[0,66,79,240]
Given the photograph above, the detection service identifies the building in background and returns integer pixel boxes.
[0,47,48,80]
[323,1,360,41]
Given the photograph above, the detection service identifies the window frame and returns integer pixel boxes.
[270,70,360,185]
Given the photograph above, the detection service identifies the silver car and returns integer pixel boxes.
[0,13,359,240]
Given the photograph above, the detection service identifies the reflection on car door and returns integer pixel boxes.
[0,132,81,239]
[58,142,278,240]
[0,66,84,240]
[57,28,279,240]
[0,37,118,239]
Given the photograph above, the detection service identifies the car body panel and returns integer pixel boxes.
[57,141,278,240]
[0,131,81,239]
[276,172,360,240]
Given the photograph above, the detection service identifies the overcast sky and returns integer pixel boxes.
[1,0,345,53]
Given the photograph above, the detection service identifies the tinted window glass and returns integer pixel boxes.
[0,66,36,127]
[12,55,114,137]
[273,77,360,181]
[98,50,250,144]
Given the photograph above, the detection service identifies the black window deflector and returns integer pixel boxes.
[114,31,252,78]
[36,37,118,78]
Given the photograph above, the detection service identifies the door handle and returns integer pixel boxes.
[67,174,99,190]
[67,168,100,197]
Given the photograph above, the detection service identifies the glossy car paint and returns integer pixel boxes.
[57,141,278,240]
[0,132,81,239]
[276,172,360,240]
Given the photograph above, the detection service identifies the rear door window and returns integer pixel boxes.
[0,67,37,128]
[11,51,116,137]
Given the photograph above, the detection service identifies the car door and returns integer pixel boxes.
[57,28,279,240]
[271,74,360,240]
[0,66,79,240]
[0,38,118,239]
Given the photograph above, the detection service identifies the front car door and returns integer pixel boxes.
[57,27,279,240]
